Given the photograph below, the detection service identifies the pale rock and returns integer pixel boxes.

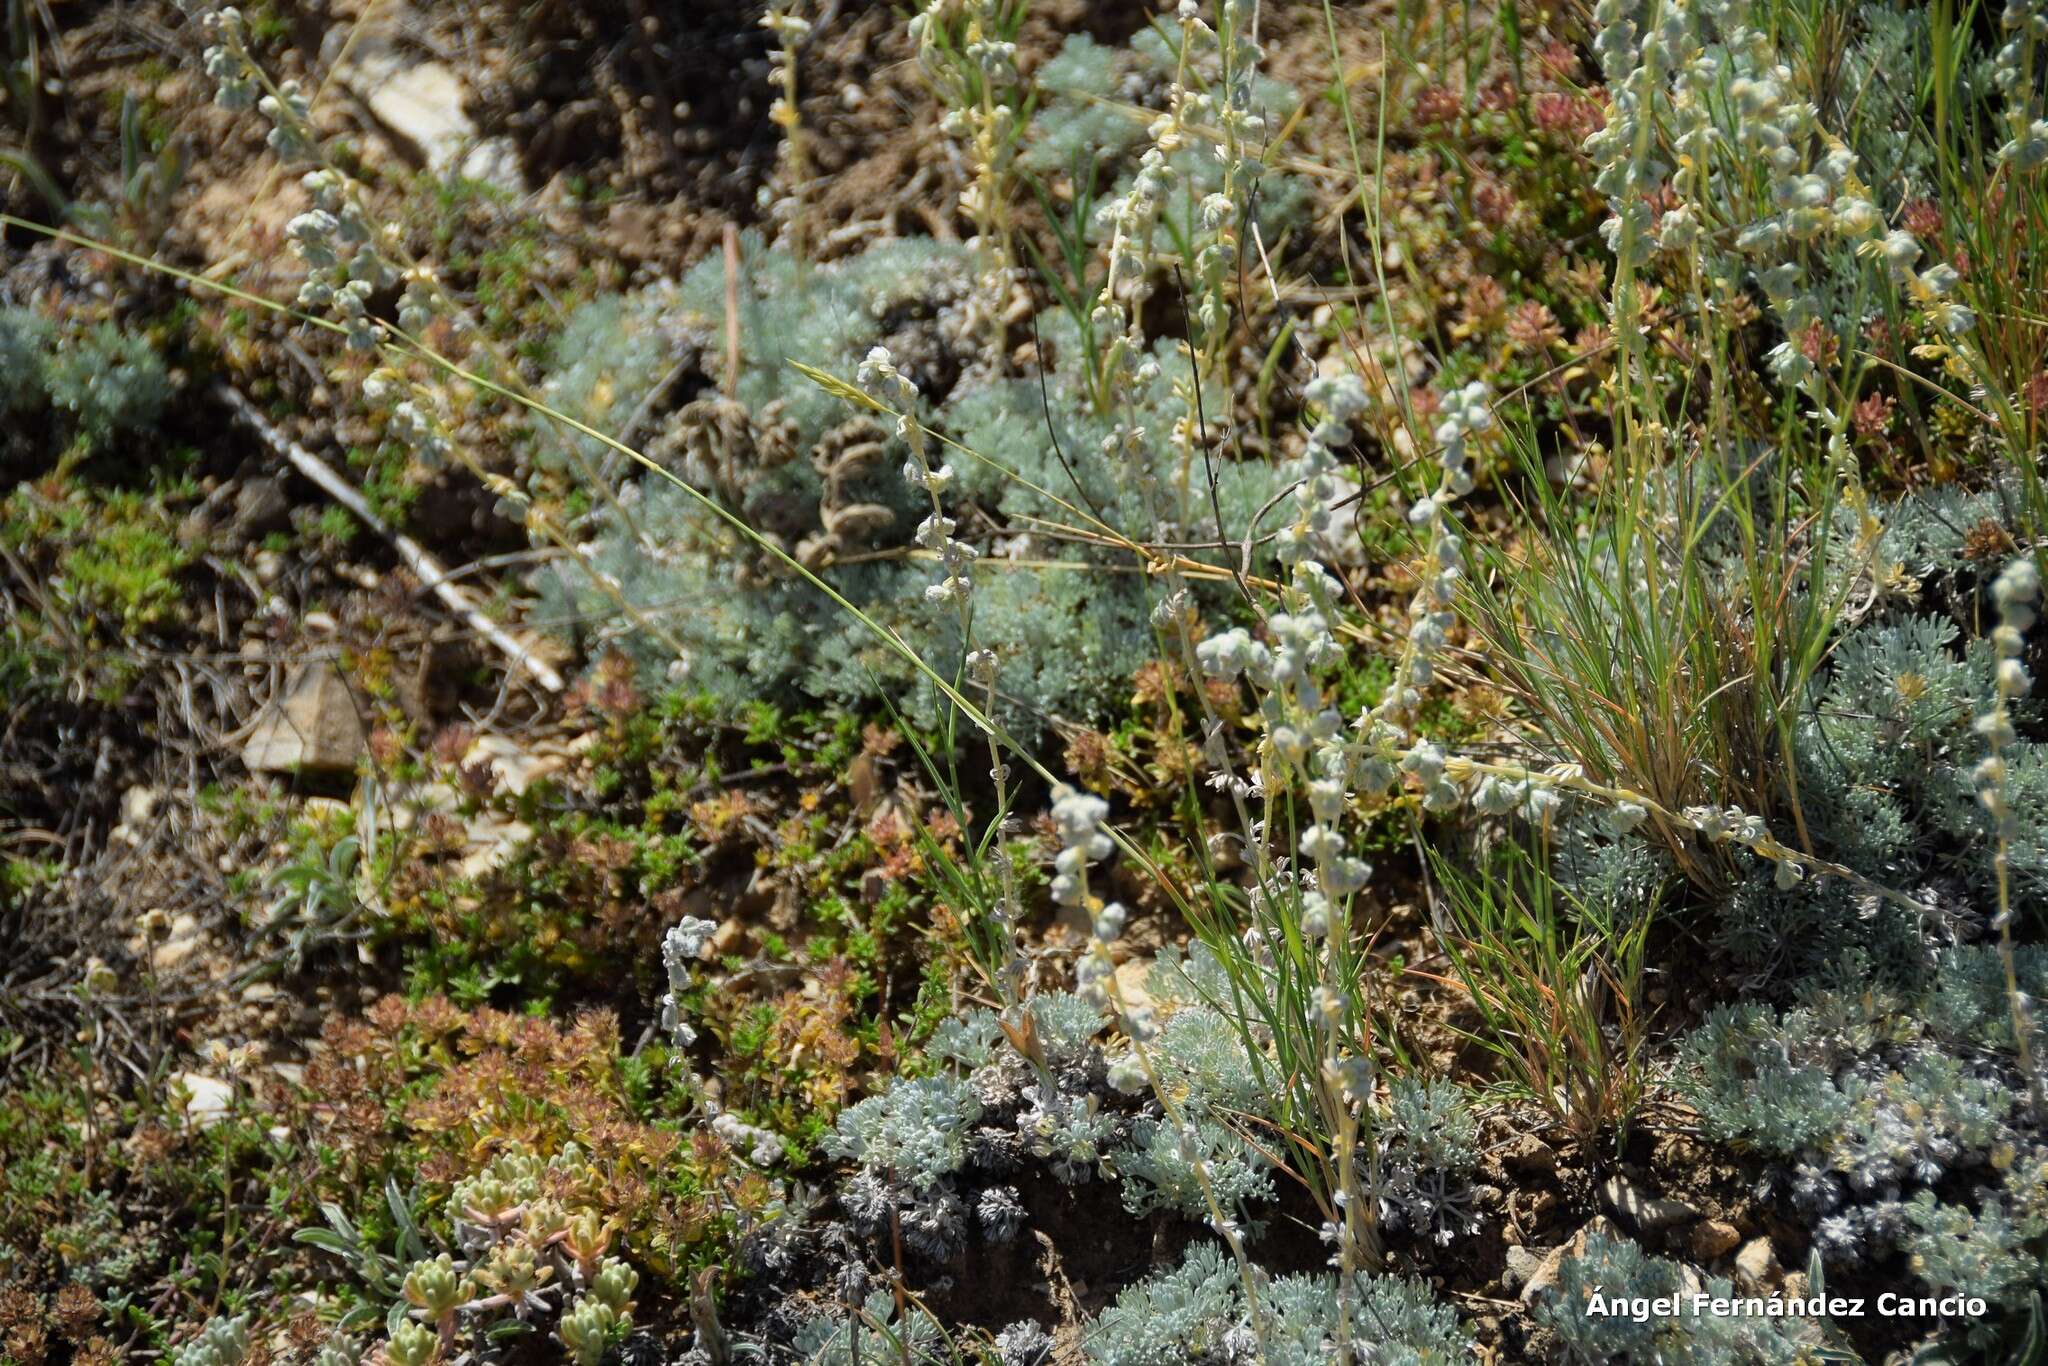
[1692,1218,1742,1260]
[461,138,525,192]
[113,785,161,846]
[386,783,460,832]
[1520,1217,1619,1304]
[242,664,368,775]
[710,917,746,958]
[456,815,532,879]
[231,476,290,538]
[151,911,205,972]
[462,734,565,796]
[1502,1245,1544,1293]
[1734,1236,1780,1291]
[176,1072,234,1128]
[1601,1174,1699,1232]
[1504,1134,1557,1173]
[1112,958,1155,1013]
[335,30,526,193]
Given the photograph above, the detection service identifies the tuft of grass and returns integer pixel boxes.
[1428,837,1656,1148]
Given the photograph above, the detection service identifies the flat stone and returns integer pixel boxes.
[300,796,355,824]
[176,1073,234,1128]
[1518,1245,1569,1304]
[1504,1134,1557,1173]
[1520,1217,1620,1304]
[461,137,525,192]
[456,815,532,880]
[242,664,368,775]
[335,31,525,193]
[1692,1218,1742,1260]
[1502,1245,1544,1293]
[150,911,205,972]
[462,734,565,796]
[231,476,290,538]
[1734,1236,1780,1291]
[1601,1175,1699,1231]
[112,785,160,847]
[1112,958,1155,1013]
[709,916,746,958]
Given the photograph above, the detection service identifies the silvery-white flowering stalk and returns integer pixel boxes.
[1044,773,1275,1356]
[1586,1,1978,382]
[1436,752,1945,913]
[1273,373,1369,567]
[1336,380,1490,781]
[967,645,1030,1011]
[911,0,1026,334]
[1582,0,1956,598]
[1191,0,1261,350]
[1047,783,1111,919]
[260,80,315,162]
[206,78,491,487]
[660,916,718,1051]
[1976,557,2043,1112]
[1089,2,1257,430]
[178,1,320,159]
[1163,0,1263,524]
[1993,2,2048,170]
[176,0,258,111]
[177,0,690,659]
[1193,555,1389,1302]
[853,347,1024,1024]
[762,3,813,262]
[856,346,978,606]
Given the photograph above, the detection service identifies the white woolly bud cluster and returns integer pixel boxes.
[397,275,438,335]
[710,1109,784,1167]
[288,171,397,319]
[910,0,1025,327]
[1977,554,2043,1109]
[258,80,314,161]
[1428,381,1491,501]
[858,346,974,605]
[176,2,259,110]
[659,916,718,1051]
[1977,559,2039,849]
[760,8,809,40]
[1198,562,1373,904]
[1105,1052,1148,1095]
[1047,783,1137,1028]
[388,397,452,469]
[1276,374,1370,565]
[1588,0,1973,402]
[1994,3,2048,169]
[855,345,923,448]
[1048,783,1112,911]
[1680,802,1807,889]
